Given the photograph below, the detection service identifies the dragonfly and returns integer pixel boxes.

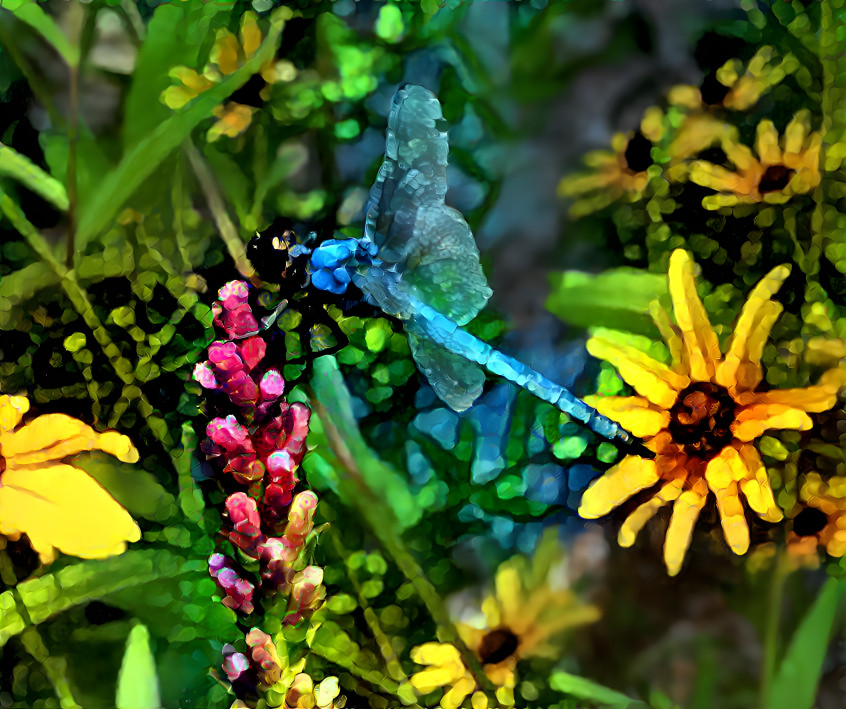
[296,84,651,457]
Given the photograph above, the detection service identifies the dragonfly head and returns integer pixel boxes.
[248,226,313,295]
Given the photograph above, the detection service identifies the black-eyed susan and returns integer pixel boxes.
[0,394,140,564]
[668,47,799,112]
[786,473,846,561]
[558,107,664,216]
[410,533,597,707]
[578,250,845,576]
[688,110,821,209]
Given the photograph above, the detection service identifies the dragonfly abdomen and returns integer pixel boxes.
[410,299,642,451]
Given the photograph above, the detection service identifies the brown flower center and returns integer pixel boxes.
[624,131,654,173]
[699,73,730,106]
[0,451,5,475]
[668,382,736,459]
[477,627,519,665]
[758,165,794,193]
[793,507,828,537]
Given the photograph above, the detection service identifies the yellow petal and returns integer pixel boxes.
[716,264,789,392]
[586,337,688,408]
[471,692,489,709]
[755,120,781,165]
[737,444,782,522]
[664,479,708,576]
[240,12,262,57]
[0,395,29,433]
[618,478,685,548]
[583,395,668,438]
[212,29,241,75]
[667,85,703,109]
[721,138,757,172]
[783,110,810,155]
[410,642,462,669]
[494,566,522,622]
[442,676,476,709]
[705,454,750,554]
[736,367,846,411]
[649,301,684,369]
[668,250,721,381]
[0,463,140,564]
[688,161,746,192]
[732,403,813,441]
[1,414,139,465]
[578,455,660,519]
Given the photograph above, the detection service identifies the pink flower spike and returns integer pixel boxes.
[206,415,252,454]
[260,369,285,400]
[223,370,259,407]
[193,361,219,389]
[266,450,298,487]
[222,651,250,682]
[226,492,262,527]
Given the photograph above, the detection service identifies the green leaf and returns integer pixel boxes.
[122,2,224,151]
[767,578,846,709]
[0,262,58,327]
[0,549,200,647]
[0,0,79,67]
[75,16,286,250]
[0,144,69,210]
[546,268,667,336]
[116,624,161,709]
[72,452,180,524]
[309,356,422,531]
[550,671,646,708]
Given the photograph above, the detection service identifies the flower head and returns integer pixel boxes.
[689,110,821,209]
[786,473,846,561]
[0,395,140,564]
[456,532,599,689]
[579,250,845,575]
[557,108,664,217]
[669,46,798,112]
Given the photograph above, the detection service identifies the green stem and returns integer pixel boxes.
[760,549,788,707]
[308,394,494,695]
[21,628,81,709]
[65,52,79,268]
[185,140,258,284]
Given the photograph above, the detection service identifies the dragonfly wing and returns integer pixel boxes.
[406,325,486,412]
[365,84,491,326]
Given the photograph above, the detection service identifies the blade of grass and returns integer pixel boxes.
[0,0,80,68]
[0,144,69,210]
[766,577,846,709]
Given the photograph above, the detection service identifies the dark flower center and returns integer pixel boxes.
[758,165,794,193]
[668,382,736,459]
[793,507,828,537]
[624,131,654,173]
[699,73,730,106]
[0,452,5,475]
[478,627,519,665]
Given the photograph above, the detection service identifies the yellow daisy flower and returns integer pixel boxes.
[558,108,664,217]
[668,47,798,112]
[579,250,845,576]
[456,540,599,690]
[411,533,599,707]
[688,110,821,209]
[786,473,846,561]
[0,395,141,564]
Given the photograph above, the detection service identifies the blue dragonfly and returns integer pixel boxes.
[306,84,650,457]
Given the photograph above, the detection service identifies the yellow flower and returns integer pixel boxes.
[579,250,846,576]
[284,673,343,709]
[668,47,798,112]
[558,108,664,217]
[410,642,478,709]
[688,110,821,209]
[0,395,141,564]
[786,473,846,561]
[161,10,295,140]
[456,534,599,690]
